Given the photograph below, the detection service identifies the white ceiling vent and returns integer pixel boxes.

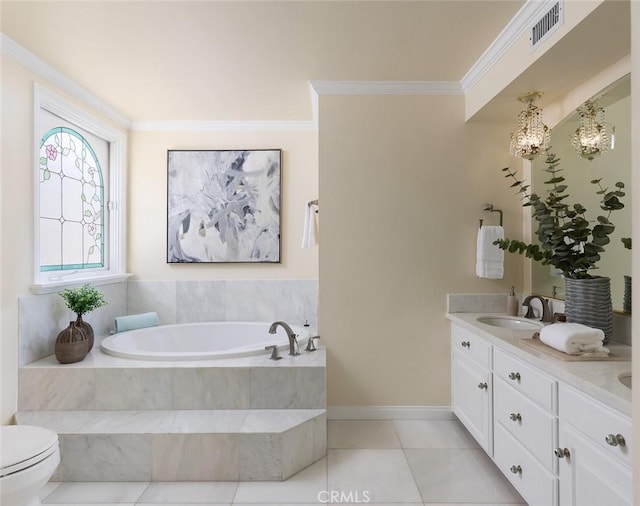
[530,1,563,50]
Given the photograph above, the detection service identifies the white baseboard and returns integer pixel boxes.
[327,405,455,420]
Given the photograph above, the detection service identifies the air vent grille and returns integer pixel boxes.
[531,1,563,49]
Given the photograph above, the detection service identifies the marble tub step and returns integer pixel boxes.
[15,409,326,482]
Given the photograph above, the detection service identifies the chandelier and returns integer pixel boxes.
[571,100,615,161]
[509,91,551,160]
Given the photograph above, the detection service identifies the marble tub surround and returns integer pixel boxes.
[19,281,127,365]
[128,279,318,328]
[19,349,326,411]
[16,409,326,481]
[446,312,631,415]
[19,279,317,366]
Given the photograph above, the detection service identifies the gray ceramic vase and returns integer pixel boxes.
[564,276,613,344]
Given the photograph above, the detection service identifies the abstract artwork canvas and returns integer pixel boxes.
[167,149,281,263]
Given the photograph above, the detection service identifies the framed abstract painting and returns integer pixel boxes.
[167,149,281,263]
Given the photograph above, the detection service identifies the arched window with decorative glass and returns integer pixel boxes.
[33,85,127,292]
[39,127,105,272]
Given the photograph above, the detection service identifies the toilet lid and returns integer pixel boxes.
[1,425,58,476]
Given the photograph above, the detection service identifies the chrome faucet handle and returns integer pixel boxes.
[265,345,282,360]
[305,335,320,352]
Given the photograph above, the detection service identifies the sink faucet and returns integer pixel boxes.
[268,321,300,356]
[522,295,553,323]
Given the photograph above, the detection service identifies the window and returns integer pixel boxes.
[33,85,127,292]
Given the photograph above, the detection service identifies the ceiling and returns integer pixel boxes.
[1,1,524,122]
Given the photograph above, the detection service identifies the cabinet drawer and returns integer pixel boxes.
[495,378,556,471]
[494,348,556,412]
[494,423,558,506]
[452,324,491,368]
[560,383,632,467]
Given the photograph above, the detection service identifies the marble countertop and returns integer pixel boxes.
[446,312,632,416]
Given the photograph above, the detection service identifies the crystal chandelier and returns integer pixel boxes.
[509,91,551,160]
[571,100,615,161]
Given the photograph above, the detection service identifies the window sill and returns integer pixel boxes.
[30,273,132,294]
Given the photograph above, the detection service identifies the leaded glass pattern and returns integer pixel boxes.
[39,127,104,272]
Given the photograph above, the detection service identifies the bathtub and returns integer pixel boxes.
[100,321,311,361]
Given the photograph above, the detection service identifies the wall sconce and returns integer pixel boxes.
[570,100,615,161]
[509,91,551,160]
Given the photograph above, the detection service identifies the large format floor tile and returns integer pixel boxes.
[405,448,525,504]
[233,458,327,503]
[393,419,479,449]
[138,482,238,503]
[328,449,422,503]
[43,481,148,503]
[328,420,401,449]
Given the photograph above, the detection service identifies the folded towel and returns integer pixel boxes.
[114,312,159,333]
[301,201,319,248]
[476,226,504,279]
[539,323,609,355]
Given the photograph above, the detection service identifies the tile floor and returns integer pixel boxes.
[39,419,525,505]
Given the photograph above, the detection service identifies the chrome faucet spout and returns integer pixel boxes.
[268,321,300,356]
[522,295,553,323]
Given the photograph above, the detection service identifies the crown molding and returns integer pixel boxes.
[460,0,555,94]
[129,120,317,132]
[1,33,131,130]
[310,80,463,95]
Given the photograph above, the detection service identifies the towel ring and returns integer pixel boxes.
[479,204,503,228]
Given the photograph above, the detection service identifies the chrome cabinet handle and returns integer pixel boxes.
[508,372,521,381]
[510,465,522,474]
[555,447,571,458]
[509,413,522,422]
[461,341,471,348]
[478,382,488,390]
[605,434,626,447]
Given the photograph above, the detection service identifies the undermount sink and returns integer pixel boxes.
[619,373,632,389]
[476,316,544,331]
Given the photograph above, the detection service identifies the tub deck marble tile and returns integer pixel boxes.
[16,409,326,482]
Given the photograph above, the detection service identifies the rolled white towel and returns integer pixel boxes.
[539,323,609,355]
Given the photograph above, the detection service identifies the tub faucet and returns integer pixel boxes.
[268,321,300,356]
[522,295,553,323]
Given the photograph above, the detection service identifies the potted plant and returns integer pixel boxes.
[622,237,632,313]
[56,284,107,362]
[495,151,625,341]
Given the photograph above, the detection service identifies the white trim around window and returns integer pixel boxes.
[32,84,129,293]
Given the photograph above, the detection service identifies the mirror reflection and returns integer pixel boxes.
[531,75,632,311]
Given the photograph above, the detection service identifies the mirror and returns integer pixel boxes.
[531,74,632,311]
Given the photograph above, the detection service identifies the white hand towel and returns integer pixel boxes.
[539,323,609,355]
[301,201,319,248]
[476,225,504,279]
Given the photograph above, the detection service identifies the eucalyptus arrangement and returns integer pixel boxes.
[494,151,625,279]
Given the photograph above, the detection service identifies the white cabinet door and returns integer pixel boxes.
[452,349,492,454]
[558,422,631,506]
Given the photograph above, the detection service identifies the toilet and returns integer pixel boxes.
[1,425,60,506]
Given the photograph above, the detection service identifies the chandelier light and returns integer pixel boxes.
[509,91,551,160]
[571,100,615,161]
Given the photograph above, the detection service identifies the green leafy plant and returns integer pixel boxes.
[621,237,632,250]
[495,151,625,279]
[59,284,107,316]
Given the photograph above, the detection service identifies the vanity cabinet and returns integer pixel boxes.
[492,348,559,506]
[557,384,632,506]
[449,316,632,505]
[451,325,492,454]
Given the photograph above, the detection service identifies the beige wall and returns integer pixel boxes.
[128,130,318,281]
[631,1,639,502]
[318,95,521,406]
